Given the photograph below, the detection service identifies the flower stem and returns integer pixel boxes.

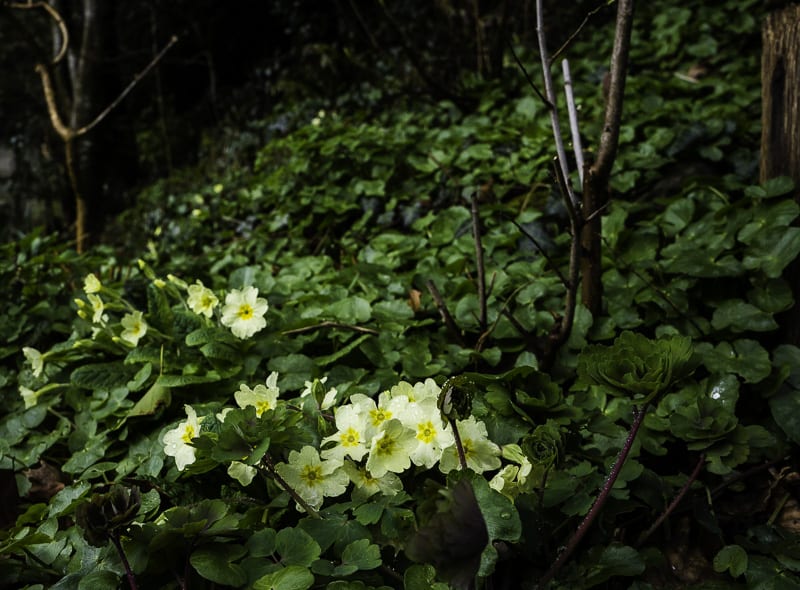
[261,454,322,519]
[110,533,138,590]
[537,405,646,589]
[450,420,468,471]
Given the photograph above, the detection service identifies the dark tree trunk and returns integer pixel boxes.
[761,6,800,345]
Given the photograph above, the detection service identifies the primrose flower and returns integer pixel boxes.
[83,273,101,294]
[234,371,280,417]
[275,446,348,511]
[220,286,268,339]
[23,347,44,378]
[228,461,257,486]
[187,280,219,318]
[390,378,441,405]
[87,294,107,325]
[400,399,454,469]
[343,460,403,501]
[439,416,502,474]
[321,404,368,462]
[365,419,417,478]
[120,310,148,346]
[20,385,39,409]
[350,391,412,440]
[163,405,202,471]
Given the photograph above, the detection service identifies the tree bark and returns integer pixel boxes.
[761,6,800,345]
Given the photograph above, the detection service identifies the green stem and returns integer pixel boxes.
[110,533,138,590]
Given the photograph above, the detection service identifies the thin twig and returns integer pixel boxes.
[7,1,68,64]
[471,194,487,332]
[550,2,608,63]
[75,35,179,137]
[562,59,585,186]
[637,454,705,547]
[537,406,646,589]
[535,0,578,210]
[282,321,379,336]
[426,279,467,347]
[506,39,550,106]
[506,215,569,287]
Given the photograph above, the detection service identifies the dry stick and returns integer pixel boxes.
[537,406,646,589]
[637,454,705,547]
[282,321,379,336]
[549,2,608,63]
[471,194,488,333]
[535,0,578,210]
[426,279,467,347]
[562,59,585,186]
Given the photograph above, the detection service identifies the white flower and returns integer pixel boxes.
[234,372,280,417]
[83,273,101,294]
[220,286,268,339]
[275,446,348,511]
[399,399,454,469]
[228,461,257,486]
[365,419,417,478]
[20,385,39,409]
[23,347,44,378]
[187,280,219,318]
[350,391,412,441]
[321,404,368,462]
[163,405,202,471]
[439,416,502,474]
[390,378,441,405]
[87,294,107,325]
[120,310,148,346]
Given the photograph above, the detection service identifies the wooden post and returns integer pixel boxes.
[761,6,800,345]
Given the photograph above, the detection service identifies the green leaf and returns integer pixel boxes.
[276,528,321,567]
[584,543,646,586]
[341,539,381,570]
[404,564,450,590]
[71,362,135,390]
[253,565,314,590]
[711,300,778,332]
[769,386,800,444]
[128,381,171,417]
[77,569,120,590]
[695,339,771,383]
[325,296,372,323]
[190,544,247,586]
[714,544,748,577]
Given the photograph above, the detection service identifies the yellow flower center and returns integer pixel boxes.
[375,435,395,456]
[417,421,436,443]
[182,424,196,443]
[370,409,391,426]
[340,428,360,447]
[238,304,254,320]
[255,400,271,416]
[301,465,323,486]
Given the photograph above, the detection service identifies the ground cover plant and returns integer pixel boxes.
[3,0,800,588]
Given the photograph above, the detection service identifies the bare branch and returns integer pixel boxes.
[562,59,585,186]
[507,40,549,107]
[7,1,68,64]
[426,279,466,347]
[535,0,578,209]
[592,0,634,181]
[550,1,607,63]
[75,35,179,137]
[471,193,487,332]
